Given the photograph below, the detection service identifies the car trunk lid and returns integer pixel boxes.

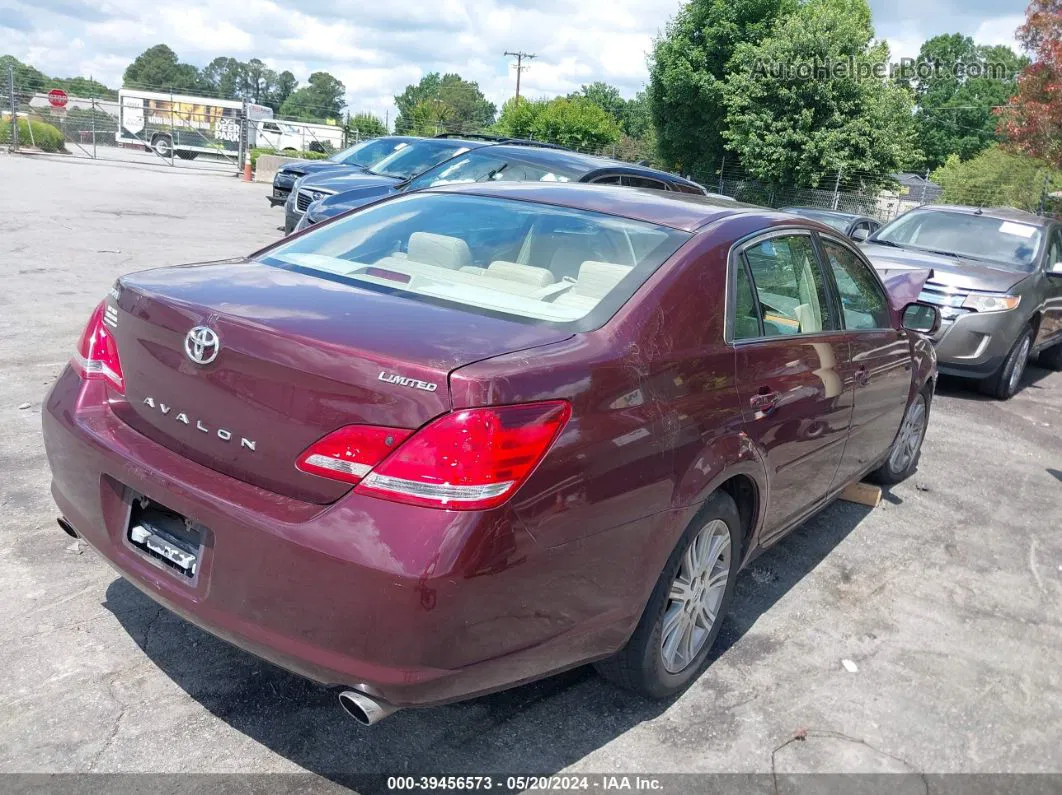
[109,259,572,503]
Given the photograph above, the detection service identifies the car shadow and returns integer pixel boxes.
[935,362,1053,402]
[101,499,871,786]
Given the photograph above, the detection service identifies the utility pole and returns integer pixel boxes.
[7,63,17,153]
[504,51,536,105]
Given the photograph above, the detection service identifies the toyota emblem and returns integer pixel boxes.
[184,326,220,365]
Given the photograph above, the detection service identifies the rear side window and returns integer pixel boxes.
[740,234,837,336]
[259,193,689,329]
[821,239,890,330]
[623,176,668,190]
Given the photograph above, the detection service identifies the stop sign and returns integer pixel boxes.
[47,89,68,108]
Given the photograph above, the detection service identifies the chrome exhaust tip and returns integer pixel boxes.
[57,517,79,539]
[338,689,397,725]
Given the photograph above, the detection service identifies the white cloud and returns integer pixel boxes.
[0,0,1030,124]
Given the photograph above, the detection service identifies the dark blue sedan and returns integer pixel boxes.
[293,145,711,233]
[269,136,418,207]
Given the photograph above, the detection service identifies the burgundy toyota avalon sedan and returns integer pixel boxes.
[42,184,938,725]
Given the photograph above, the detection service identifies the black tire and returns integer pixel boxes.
[594,491,740,699]
[151,134,173,158]
[1038,341,1062,371]
[868,388,930,485]
[980,326,1034,400]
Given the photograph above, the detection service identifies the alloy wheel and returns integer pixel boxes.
[888,394,927,473]
[660,519,731,674]
[1008,336,1031,395]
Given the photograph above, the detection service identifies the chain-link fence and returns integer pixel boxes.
[6,66,1060,220]
[708,158,1060,221]
[3,67,355,174]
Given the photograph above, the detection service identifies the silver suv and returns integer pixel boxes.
[861,205,1062,399]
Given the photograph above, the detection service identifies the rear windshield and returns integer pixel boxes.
[873,209,1043,271]
[258,192,689,329]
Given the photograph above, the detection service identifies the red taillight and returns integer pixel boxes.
[296,425,413,485]
[296,401,571,510]
[72,301,125,394]
[356,401,571,510]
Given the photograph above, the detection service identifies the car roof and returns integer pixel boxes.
[425,182,758,232]
[780,207,865,222]
[456,144,706,191]
[905,204,1053,227]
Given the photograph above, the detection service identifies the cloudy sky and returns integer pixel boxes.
[0,0,1029,122]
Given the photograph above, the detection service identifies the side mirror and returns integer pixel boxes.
[902,302,941,335]
[850,227,870,242]
[1047,261,1062,277]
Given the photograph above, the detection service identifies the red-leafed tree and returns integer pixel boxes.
[998,0,1062,167]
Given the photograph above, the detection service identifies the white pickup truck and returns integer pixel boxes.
[254,120,346,153]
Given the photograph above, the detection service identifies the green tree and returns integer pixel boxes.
[122,44,202,92]
[0,54,48,99]
[269,71,297,111]
[279,72,346,121]
[493,96,542,138]
[495,96,620,151]
[620,91,652,139]
[242,58,277,105]
[905,34,1026,169]
[200,57,244,99]
[394,73,495,134]
[722,0,920,187]
[932,146,1061,212]
[575,81,626,122]
[346,112,386,139]
[648,0,796,178]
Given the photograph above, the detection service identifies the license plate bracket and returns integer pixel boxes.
[127,498,205,580]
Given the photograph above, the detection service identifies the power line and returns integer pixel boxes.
[503,51,536,105]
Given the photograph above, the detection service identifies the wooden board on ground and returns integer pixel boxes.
[838,481,882,508]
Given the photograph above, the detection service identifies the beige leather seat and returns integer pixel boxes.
[407,232,473,270]
[554,261,633,311]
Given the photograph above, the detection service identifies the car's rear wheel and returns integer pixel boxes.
[980,326,1033,400]
[1038,341,1062,371]
[869,388,930,485]
[594,491,739,699]
[151,134,173,159]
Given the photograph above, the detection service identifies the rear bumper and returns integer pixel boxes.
[42,368,636,707]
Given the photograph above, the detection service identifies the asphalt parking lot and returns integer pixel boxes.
[1,154,1060,784]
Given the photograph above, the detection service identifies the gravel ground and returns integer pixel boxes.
[1,153,1060,788]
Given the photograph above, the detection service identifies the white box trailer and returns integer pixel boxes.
[254,119,346,153]
[116,88,273,159]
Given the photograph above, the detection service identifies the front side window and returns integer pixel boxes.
[821,239,890,330]
[740,234,837,336]
[258,193,689,328]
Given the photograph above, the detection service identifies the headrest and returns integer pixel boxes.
[407,232,472,270]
